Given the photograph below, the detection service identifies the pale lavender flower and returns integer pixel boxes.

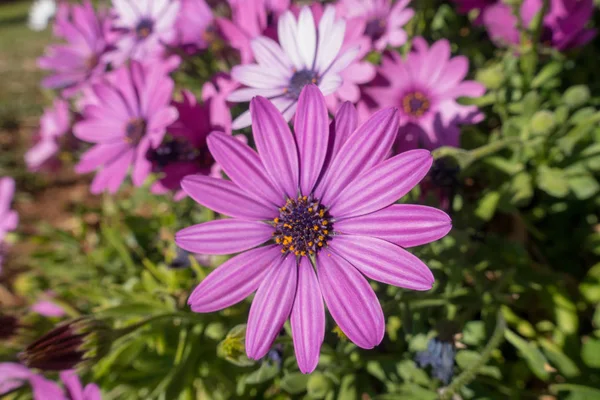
[109,0,180,65]
[74,61,178,193]
[0,177,18,244]
[176,85,451,373]
[227,5,361,129]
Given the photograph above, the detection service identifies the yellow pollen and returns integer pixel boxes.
[318,236,324,241]
[323,230,329,235]
[318,242,323,247]
[273,217,279,223]
[308,207,313,212]
[314,225,319,231]
[322,221,328,225]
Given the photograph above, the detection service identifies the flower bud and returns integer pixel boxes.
[19,317,111,371]
[0,314,19,340]
[217,324,254,367]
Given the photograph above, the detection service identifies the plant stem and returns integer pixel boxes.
[440,310,507,400]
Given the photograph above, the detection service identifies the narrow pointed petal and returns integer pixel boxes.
[176,220,274,255]
[335,204,451,248]
[246,254,297,360]
[250,97,299,198]
[294,85,329,195]
[60,371,84,400]
[329,149,433,218]
[330,235,434,291]
[296,7,317,69]
[207,132,284,206]
[315,108,399,204]
[330,101,358,158]
[181,175,278,220]
[291,258,325,374]
[316,251,384,349]
[188,245,281,312]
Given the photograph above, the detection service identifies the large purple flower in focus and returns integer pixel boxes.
[109,0,180,65]
[364,38,485,151]
[38,0,113,96]
[176,85,451,373]
[227,5,361,129]
[483,0,596,50]
[74,61,177,194]
[0,364,101,400]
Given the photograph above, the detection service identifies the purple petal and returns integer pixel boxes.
[207,132,284,206]
[176,219,274,255]
[330,235,434,291]
[188,245,281,312]
[30,375,65,400]
[181,175,278,220]
[291,258,325,374]
[315,108,399,205]
[335,204,452,248]
[60,371,83,400]
[250,96,299,198]
[316,251,385,349]
[329,149,433,218]
[246,254,297,359]
[0,363,33,395]
[83,384,102,400]
[31,300,66,317]
[294,85,329,195]
[329,102,358,159]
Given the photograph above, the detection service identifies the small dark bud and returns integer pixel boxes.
[19,317,111,371]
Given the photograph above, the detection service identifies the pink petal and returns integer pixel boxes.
[0,177,15,212]
[90,148,134,194]
[294,85,329,195]
[329,101,358,160]
[335,204,452,248]
[246,254,297,359]
[30,375,65,400]
[188,245,281,312]
[315,108,399,205]
[329,149,433,218]
[181,175,278,220]
[207,132,284,206]
[176,219,274,255]
[83,384,102,400]
[0,363,33,395]
[330,235,435,290]
[60,371,83,400]
[250,97,299,198]
[251,37,292,79]
[291,257,325,374]
[316,251,385,349]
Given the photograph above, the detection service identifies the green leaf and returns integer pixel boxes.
[509,172,534,206]
[244,362,279,385]
[567,174,599,200]
[462,321,486,346]
[280,373,309,394]
[581,338,600,368]
[539,338,580,378]
[306,372,333,399]
[537,166,570,198]
[579,263,600,303]
[475,191,500,221]
[505,330,550,380]
[531,62,562,88]
[550,384,600,398]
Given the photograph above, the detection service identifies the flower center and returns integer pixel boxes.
[135,18,154,39]
[286,69,319,99]
[365,17,386,41]
[402,91,430,117]
[85,54,99,70]
[147,136,214,169]
[124,118,147,145]
[273,195,333,257]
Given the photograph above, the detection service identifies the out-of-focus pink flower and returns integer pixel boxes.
[31,294,67,318]
[109,0,180,65]
[0,177,18,244]
[25,99,70,172]
[451,0,496,17]
[483,0,596,50]
[149,89,231,199]
[74,61,178,194]
[227,6,362,129]
[38,1,113,96]
[173,0,214,53]
[0,364,101,400]
[216,0,290,63]
[338,0,414,51]
[364,38,485,151]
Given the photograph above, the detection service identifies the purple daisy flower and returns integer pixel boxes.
[173,0,214,53]
[482,0,596,50]
[38,0,113,96]
[227,5,361,129]
[149,89,231,199]
[0,364,101,400]
[74,61,178,194]
[338,0,414,51]
[109,0,181,65]
[364,37,485,151]
[176,85,451,373]
[25,99,70,172]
